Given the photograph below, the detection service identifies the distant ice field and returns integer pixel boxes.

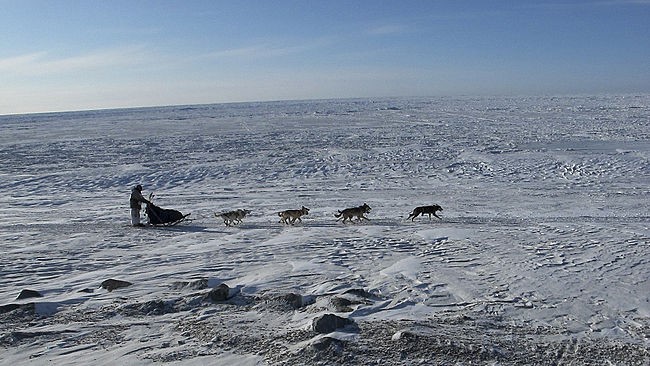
[0,95,648,364]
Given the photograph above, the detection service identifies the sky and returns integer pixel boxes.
[1,0,649,115]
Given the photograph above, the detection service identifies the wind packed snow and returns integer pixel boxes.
[0,95,648,365]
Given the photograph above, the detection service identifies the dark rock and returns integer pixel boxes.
[330,297,353,312]
[101,279,133,292]
[16,289,43,300]
[312,314,354,334]
[276,293,304,309]
[206,283,230,302]
[253,292,306,312]
[343,288,374,298]
[0,303,21,314]
[170,278,209,290]
[312,336,345,351]
[0,303,35,315]
[120,299,175,316]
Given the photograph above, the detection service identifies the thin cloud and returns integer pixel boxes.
[522,0,650,9]
[0,46,153,76]
[596,0,650,4]
[204,38,333,60]
[0,52,47,70]
[206,44,298,59]
[366,24,407,36]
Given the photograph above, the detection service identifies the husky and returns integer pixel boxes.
[334,203,371,223]
[215,209,251,226]
[278,206,310,225]
[407,205,443,221]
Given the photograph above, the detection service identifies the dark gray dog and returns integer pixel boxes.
[407,205,443,221]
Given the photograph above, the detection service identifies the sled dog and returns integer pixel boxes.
[215,209,251,226]
[278,206,310,225]
[407,205,443,221]
[334,203,371,223]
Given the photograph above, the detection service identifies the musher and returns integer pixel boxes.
[130,184,150,227]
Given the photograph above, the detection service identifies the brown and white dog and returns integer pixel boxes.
[335,203,371,223]
[215,209,251,226]
[278,206,310,225]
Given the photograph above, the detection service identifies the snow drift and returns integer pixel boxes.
[0,95,648,365]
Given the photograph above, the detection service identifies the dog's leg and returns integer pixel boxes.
[411,211,421,221]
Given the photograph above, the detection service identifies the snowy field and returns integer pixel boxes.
[0,95,648,365]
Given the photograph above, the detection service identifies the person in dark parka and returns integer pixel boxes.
[130,184,150,227]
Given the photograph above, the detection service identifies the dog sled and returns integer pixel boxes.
[145,194,191,226]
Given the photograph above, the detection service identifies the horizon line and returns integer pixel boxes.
[2,92,648,117]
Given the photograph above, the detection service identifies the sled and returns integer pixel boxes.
[145,200,191,227]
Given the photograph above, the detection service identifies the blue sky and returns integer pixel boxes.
[1,0,649,114]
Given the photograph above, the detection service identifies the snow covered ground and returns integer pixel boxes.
[0,95,648,365]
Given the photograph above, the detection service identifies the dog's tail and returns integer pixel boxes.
[407,211,418,221]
